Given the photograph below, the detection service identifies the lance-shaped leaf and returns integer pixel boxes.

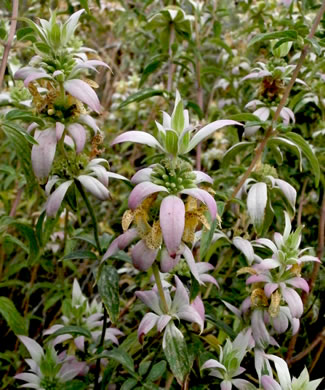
[160,195,185,256]
[32,128,57,179]
[112,131,163,150]
[128,182,168,210]
[98,264,119,324]
[64,79,101,113]
[284,132,320,187]
[24,71,52,86]
[67,123,86,153]
[46,180,73,217]
[233,237,254,264]
[0,297,27,335]
[162,322,190,386]
[274,179,296,210]
[186,120,242,152]
[18,336,44,365]
[131,168,153,184]
[77,175,109,200]
[264,355,291,390]
[79,114,99,133]
[247,182,267,230]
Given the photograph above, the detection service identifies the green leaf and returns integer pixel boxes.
[165,129,179,155]
[80,0,90,14]
[284,132,320,187]
[163,322,190,385]
[171,100,185,134]
[305,37,321,56]
[121,378,138,390]
[48,325,92,340]
[248,30,297,47]
[0,297,27,335]
[118,89,166,109]
[205,303,236,338]
[98,264,120,324]
[147,360,167,382]
[17,27,35,41]
[102,348,135,373]
[200,218,217,260]
[222,142,255,168]
[62,380,88,390]
[227,113,261,122]
[0,27,7,40]
[140,56,167,87]
[5,109,44,126]
[61,250,97,261]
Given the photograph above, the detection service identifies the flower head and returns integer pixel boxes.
[136,276,204,342]
[15,336,86,389]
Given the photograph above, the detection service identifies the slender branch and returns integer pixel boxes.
[94,307,108,390]
[297,178,308,226]
[75,180,102,255]
[194,11,204,171]
[309,191,325,293]
[288,331,323,364]
[230,1,325,200]
[0,0,19,89]
[167,23,175,92]
[9,185,24,217]
[152,262,169,313]
[287,191,325,363]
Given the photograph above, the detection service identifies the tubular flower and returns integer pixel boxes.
[136,276,204,342]
[15,336,86,389]
[45,157,128,217]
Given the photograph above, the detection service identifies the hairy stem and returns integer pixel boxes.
[194,11,203,171]
[287,191,325,363]
[94,307,108,390]
[230,1,325,200]
[167,23,175,92]
[75,180,102,254]
[0,0,19,89]
[152,262,169,313]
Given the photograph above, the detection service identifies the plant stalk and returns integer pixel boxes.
[230,0,325,200]
[167,23,175,92]
[75,180,102,255]
[194,10,203,171]
[94,306,108,390]
[152,262,169,313]
[0,0,19,89]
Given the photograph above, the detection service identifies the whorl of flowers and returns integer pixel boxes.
[13,10,127,216]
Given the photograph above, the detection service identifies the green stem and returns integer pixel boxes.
[75,180,102,254]
[152,262,169,313]
[94,306,107,390]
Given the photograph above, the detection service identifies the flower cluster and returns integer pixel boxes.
[226,213,319,349]
[13,10,126,216]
